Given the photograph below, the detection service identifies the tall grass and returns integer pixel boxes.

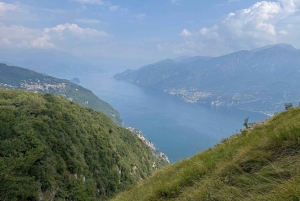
[111,107,300,201]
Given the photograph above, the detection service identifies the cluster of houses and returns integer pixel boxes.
[21,81,66,91]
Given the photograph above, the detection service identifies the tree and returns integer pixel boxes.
[243,117,249,129]
[284,103,293,110]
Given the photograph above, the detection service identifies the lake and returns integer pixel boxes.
[80,72,268,163]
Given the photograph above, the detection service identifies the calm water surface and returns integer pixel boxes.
[80,73,268,163]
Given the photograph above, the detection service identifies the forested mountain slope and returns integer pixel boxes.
[114,44,300,114]
[111,106,300,201]
[0,63,122,126]
[0,89,168,200]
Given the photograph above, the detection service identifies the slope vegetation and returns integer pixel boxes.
[0,63,122,126]
[111,107,300,201]
[0,89,167,201]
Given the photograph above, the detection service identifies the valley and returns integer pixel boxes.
[1,0,300,200]
[79,72,268,162]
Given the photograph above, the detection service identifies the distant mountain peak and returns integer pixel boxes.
[173,56,191,63]
[114,42,300,114]
[250,43,297,52]
[159,58,177,63]
[179,56,213,64]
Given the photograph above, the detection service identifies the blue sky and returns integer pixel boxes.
[1,0,300,69]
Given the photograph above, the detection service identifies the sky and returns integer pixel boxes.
[1,0,300,69]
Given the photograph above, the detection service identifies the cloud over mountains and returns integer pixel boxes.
[0,0,299,68]
[177,0,300,56]
[0,23,111,50]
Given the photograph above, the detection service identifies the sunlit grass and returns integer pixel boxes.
[111,107,300,201]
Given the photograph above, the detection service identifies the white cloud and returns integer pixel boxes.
[44,23,110,37]
[109,5,118,11]
[279,30,289,35]
[0,2,23,13]
[74,18,101,24]
[180,29,193,36]
[0,2,37,21]
[170,0,181,5]
[0,23,111,51]
[29,35,55,49]
[136,13,146,20]
[72,0,107,5]
[42,24,112,53]
[0,24,47,48]
[213,0,300,47]
[73,0,127,12]
[175,0,300,56]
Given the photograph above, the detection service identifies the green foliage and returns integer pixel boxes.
[243,116,249,129]
[285,102,293,110]
[0,89,167,200]
[111,106,300,201]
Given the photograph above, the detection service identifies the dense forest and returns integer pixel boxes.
[0,89,168,200]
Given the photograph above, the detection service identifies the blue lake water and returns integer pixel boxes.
[80,73,268,163]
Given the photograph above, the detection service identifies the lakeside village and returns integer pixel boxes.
[125,127,170,163]
[166,88,211,104]
[0,79,67,92]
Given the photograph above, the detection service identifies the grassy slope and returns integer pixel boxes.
[0,89,167,200]
[111,108,300,201]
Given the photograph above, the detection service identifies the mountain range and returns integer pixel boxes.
[1,44,300,200]
[114,43,300,115]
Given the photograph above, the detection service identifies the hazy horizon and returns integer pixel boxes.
[1,0,300,71]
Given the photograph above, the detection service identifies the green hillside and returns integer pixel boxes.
[111,107,300,201]
[0,63,122,126]
[0,89,168,200]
